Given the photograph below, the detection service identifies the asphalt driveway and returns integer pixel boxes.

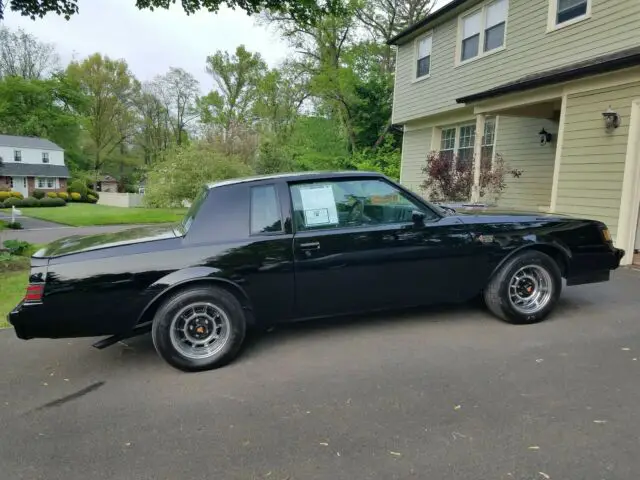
[1,269,639,480]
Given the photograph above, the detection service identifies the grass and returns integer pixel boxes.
[0,220,5,230]
[1,203,187,226]
[0,270,28,328]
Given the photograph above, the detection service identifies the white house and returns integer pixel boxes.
[0,134,70,196]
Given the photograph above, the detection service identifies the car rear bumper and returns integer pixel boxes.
[566,247,625,286]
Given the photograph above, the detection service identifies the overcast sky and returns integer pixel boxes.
[1,0,450,93]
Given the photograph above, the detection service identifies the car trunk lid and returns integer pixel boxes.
[33,224,180,259]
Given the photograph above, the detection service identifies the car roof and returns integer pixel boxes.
[206,171,385,189]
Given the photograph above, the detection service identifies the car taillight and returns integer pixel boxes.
[24,283,44,303]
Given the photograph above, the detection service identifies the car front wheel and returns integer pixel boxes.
[151,286,247,372]
[483,250,562,325]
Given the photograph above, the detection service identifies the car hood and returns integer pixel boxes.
[34,224,180,258]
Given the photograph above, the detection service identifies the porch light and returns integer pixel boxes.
[539,128,552,145]
[602,106,621,130]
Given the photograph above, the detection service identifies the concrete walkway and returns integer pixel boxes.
[0,223,143,244]
[0,212,65,230]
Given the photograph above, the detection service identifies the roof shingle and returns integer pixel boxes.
[0,163,70,178]
[0,134,63,151]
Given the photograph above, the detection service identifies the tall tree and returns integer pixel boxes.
[355,0,433,71]
[151,67,200,146]
[200,45,268,137]
[1,0,346,24]
[263,5,359,151]
[133,84,173,164]
[0,26,60,79]
[66,54,139,180]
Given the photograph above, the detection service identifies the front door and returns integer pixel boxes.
[290,177,475,318]
[11,177,28,197]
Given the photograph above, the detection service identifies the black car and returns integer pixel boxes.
[9,171,624,372]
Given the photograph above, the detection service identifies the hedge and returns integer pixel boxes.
[58,192,69,201]
[0,197,66,208]
[33,190,46,199]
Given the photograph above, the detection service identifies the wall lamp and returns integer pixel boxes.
[602,106,621,130]
[539,128,552,146]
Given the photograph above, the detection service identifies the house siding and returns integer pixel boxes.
[555,81,640,238]
[495,117,558,210]
[399,127,433,195]
[393,0,640,124]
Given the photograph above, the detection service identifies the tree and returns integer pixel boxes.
[133,84,173,164]
[1,0,346,23]
[0,74,86,161]
[66,54,139,181]
[151,67,200,146]
[0,26,60,79]
[355,0,433,71]
[200,45,268,137]
[144,142,253,208]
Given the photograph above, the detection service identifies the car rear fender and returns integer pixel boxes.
[134,267,255,329]
[487,242,572,283]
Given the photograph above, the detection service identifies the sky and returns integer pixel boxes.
[1,0,451,93]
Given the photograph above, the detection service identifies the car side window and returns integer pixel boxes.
[290,179,436,231]
[250,184,283,234]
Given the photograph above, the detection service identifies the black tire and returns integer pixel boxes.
[151,285,246,372]
[483,250,562,325]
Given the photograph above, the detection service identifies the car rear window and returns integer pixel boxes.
[250,185,282,234]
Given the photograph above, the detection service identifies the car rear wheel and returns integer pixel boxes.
[483,250,562,325]
[151,286,246,372]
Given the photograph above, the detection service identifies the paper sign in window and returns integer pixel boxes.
[299,184,339,226]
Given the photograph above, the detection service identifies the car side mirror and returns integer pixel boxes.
[412,210,426,226]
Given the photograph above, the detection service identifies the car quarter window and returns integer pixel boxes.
[289,179,437,232]
[250,184,283,234]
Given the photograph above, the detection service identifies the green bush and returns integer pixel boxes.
[3,197,23,207]
[86,194,97,204]
[46,192,58,198]
[39,197,66,207]
[10,192,24,199]
[7,221,22,229]
[70,192,82,201]
[57,192,69,201]
[3,239,31,255]
[21,197,40,207]
[32,189,46,199]
[87,188,100,200]
[69,180,88,197]
[0,191,11,201]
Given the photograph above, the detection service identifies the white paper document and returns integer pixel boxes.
[299,184,339,226]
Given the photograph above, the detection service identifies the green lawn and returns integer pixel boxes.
[2,203,187,226]
[0,270,28,328]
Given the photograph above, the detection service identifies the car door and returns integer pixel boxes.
[290,177,476,319]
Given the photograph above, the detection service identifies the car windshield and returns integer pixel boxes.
[180,187,209,233]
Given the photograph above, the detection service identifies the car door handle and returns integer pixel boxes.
[299,241,321,251]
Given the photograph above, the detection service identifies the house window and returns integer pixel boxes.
[461,12,481,61]
[458,125,476,167]
[37,177,57,189]
[440,128,456,162]
[438,119,496,169]
[481,119,497,167]
[14,150,22,162]
[415,34,432,79]
[460,0,507,63]
[42,152,49,163]
[556,0,588,25]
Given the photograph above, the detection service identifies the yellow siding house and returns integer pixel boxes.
[389,0,640,266]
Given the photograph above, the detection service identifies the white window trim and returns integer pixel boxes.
[36,177,59,190]
[437,119,497,169]
[455,0,509,68]
[547,0,592,32]
[413,31,433,83]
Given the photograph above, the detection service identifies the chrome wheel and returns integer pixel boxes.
[508,265,553,315]
[169,302,230,359]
